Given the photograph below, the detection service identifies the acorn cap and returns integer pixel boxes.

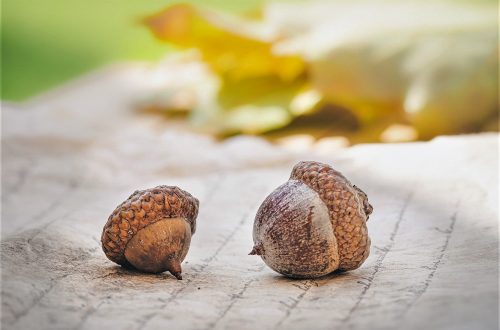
[290,161,373,270]
[101,185,199,267]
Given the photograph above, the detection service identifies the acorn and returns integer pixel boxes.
[101,185,199,280]
[250,161,373,278]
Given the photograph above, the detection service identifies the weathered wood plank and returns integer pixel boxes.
[1,65,498,330]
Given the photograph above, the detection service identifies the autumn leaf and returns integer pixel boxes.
[143,1,498,141]
[144,4,304,82]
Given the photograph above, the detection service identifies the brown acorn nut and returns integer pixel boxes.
[101,185,199,280]
[250,161,373,278]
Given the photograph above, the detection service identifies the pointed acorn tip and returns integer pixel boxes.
[166,258,182,280]
[249,244,262,256]
[171,271,183,280]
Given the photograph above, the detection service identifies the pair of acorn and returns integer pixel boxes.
[101,161,373,280]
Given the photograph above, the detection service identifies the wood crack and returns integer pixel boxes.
[342,191,414,324]
[274,280,316,329]
[399,200,460,317]
[206,265,266,330]
[73,301,105,330]
[10,273,71,324]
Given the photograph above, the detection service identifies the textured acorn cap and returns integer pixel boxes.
[290,161,372,270]
[101,185,199,268]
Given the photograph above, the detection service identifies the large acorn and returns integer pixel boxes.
[101,185,199,280]
[250,161,373,278]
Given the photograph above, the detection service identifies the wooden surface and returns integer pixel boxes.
[1,64,498,330]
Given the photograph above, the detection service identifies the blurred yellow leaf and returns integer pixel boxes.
[144,4,304,82]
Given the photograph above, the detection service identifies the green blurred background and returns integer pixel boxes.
[1,0,263,101]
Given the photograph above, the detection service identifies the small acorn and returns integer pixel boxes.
[101,185,199,280]
[250,161,373,278]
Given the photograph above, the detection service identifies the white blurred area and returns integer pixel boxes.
[137,0,497,142]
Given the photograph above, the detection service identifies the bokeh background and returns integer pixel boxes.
[2,0,261,101]
[2,0,498,144]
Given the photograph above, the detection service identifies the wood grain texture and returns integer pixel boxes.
[1,64,498,330]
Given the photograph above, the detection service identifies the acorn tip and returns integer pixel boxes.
[249,244,263,256]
